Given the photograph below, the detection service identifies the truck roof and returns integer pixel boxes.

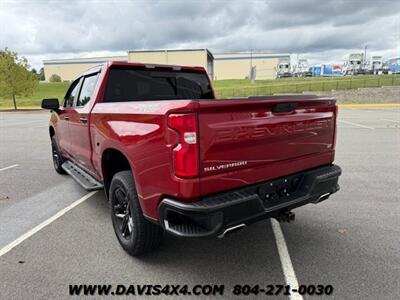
[107,61,206,72]
[76,61,208,80]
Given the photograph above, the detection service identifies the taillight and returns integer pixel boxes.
[333,104,338,149]
[168,113,199,178]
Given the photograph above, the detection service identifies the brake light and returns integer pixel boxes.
[168,113,199,178]
[333,104,338,149]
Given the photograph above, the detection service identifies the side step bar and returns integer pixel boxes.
[61,161,103,191]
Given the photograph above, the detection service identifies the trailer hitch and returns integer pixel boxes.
[275,211,295,223]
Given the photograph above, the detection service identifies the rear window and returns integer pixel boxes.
[104,68,213,102]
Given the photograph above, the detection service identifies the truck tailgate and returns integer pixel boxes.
[198,96,337,195]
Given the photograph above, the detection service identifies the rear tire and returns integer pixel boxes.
[110,170,163,256]
[51,135,66,174]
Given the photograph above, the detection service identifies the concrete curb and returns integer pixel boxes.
[0,108,44,112]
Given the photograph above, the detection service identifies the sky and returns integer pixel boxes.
[1,0,399,70]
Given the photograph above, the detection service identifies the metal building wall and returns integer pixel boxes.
[128,49,213,78]
[43,56,127,81]
[42,51,289,82]
[213,53,290,80]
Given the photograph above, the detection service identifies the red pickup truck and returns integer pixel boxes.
[42,61,341,256]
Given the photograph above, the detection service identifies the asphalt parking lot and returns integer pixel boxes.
[0,107,399,299]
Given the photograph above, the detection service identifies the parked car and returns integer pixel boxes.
[42,61,341,256]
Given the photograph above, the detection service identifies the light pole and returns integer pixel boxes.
[364,45,368,71]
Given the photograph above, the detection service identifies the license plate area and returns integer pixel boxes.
[258,173,304,209]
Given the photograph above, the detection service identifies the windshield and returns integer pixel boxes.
[104,68,214,102]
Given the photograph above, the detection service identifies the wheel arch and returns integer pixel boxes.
[101,148,133,198]
[49,126,55,138]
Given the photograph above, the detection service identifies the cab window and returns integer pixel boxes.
[64,78,82,108]
[76,73,99,107]
[103,68,213,102]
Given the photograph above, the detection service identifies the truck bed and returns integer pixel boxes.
[197,96,337,195]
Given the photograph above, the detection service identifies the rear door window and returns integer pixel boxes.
[103,68,213,102]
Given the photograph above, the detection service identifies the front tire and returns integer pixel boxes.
[110,171,163,256]
[51,135,66,174]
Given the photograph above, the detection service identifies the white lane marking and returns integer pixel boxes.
[0,164,19,172]
[271,219,303,300]
[381,118,400,123]
[338,119,374,130]
[0,191,97,257]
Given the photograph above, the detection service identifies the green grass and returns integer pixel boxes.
[0,82,70,109]
[1,75,399,109]
[213,75,400,98]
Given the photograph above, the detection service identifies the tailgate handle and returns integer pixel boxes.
[272,103,298,113]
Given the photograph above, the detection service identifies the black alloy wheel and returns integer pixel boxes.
[112,186,134,240]
[51,135,65,174]
[109,171,163,256]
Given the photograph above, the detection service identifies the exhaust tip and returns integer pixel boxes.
[318,192,331,202]
[217,224,246,238]
[311,192,331,204]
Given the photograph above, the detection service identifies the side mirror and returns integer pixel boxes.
[41,98,60,110]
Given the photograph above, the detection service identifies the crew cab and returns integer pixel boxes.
[42,61,341,256]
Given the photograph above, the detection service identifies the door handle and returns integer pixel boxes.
[63,116,69,121]
[80,117,88,124]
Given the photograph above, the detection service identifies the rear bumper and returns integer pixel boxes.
[158,164,341,238]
